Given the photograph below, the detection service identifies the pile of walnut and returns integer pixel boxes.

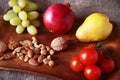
[11,37,55,67]
[0,36,68,67]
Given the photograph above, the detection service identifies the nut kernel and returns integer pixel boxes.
[49,49,55,55]
[43,58,50,65]
[38,55,44,63]
[28,59,39,66]
[27,49,33,58]
[48,60,55,67]
[14,47,22,53]
[0,41,7,53]
[46,46,51,51]
[40,49,47,55]
[32,54,39,59]
[24,55,29,62]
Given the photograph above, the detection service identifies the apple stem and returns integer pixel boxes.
[63,2,70,7]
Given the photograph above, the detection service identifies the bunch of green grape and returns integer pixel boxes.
[3,0,40,35]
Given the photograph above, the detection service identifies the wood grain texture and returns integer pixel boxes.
[0,17,120,80]
[0,0,120,80]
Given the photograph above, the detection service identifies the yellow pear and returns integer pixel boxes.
[75,13,113,42]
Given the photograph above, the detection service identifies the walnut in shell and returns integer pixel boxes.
[0,41,7,53]
[51,37,67,51]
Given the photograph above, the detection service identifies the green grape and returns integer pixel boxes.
[16,25,25,34]
[24,1,38,12]
[28,11,39,20]
[27,25,37,35]
[10,16,21,26]
[13,5,21,13]
[18,11,27,20]
[31,20,40,27]
[18,0,27,9]
[8,0,18,7]
[3,10,17,21]
[3,14,9,21]
[22,20,30,27]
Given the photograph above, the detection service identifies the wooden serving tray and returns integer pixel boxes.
[0,14,120,80]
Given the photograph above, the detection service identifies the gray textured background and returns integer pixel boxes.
[0,0,120,80]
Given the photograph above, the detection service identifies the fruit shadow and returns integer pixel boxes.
[107,21,120,57]
[107,21,120,41]
[100,21,120,80]
[66,17,90,51]
[68,18,85,34]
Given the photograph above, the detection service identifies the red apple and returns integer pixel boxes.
[43,3,75,34]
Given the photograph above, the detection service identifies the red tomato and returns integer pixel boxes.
[100,58,115,73]
[97,50,115,73]
[70,55,85,72]
[97,50,105,64]
[79,44,98,65]
[84,65,101,80]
